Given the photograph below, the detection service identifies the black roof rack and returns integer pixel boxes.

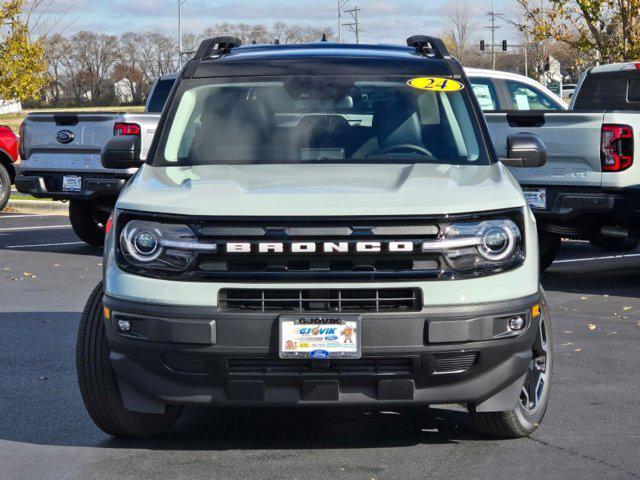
[406,35,464,76]
[193,36,242,60]
[406,35,451,59]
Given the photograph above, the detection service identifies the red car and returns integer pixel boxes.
[0,125,19,210]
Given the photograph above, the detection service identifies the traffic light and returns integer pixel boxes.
[480,40,485,51]
[502,40,507,51]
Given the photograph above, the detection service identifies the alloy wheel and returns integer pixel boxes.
[520,315,548,413]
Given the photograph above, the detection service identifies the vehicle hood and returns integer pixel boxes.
[117,162,526,217]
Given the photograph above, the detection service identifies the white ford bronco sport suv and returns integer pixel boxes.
[76,36,553,439]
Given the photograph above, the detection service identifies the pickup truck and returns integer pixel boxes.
[483,62,640,269]
[15,74,176,245]
[0,125,19,211]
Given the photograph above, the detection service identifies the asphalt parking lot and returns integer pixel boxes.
[1,212,639,480]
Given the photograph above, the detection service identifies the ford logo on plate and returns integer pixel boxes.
[56,130,74,144]
[309,349,330,359]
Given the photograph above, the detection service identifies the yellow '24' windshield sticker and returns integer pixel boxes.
[407,77,464,92]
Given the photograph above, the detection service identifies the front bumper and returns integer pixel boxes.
[103,292,543,411]
[15,172,128,202]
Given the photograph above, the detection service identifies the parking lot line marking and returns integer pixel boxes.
[555,253,640,264]
[4,241,85,248]
[0,214,50,219]
[0,225,71,232]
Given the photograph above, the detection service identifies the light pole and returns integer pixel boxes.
[178,0,187,68]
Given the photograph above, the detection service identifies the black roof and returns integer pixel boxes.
[187,42,458,79]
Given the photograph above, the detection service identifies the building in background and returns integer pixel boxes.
[114,79,137,104]
[0,100,22,114]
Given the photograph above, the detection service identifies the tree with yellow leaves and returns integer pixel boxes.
[0,0,47,102]
[517,0,640,64]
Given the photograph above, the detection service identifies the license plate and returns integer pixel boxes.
[523,188,546,209]
[279,315,361,359]
[62,175,82,192]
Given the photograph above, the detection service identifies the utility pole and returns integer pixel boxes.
[343,7,361,44]
[337,0,350,43]
[484,2,502,70]
[523,31,528,77]
[177,0,187,68]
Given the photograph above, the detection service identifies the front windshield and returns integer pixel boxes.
[159,76,489,166]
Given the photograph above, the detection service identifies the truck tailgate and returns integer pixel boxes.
[20,112,119,174]
[484,111,605,187]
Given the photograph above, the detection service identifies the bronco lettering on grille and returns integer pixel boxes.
[224,241,417,254]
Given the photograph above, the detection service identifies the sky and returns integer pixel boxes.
[31,0,520,45]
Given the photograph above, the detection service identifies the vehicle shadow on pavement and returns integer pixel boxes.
[105,406,484,450]
[542,262,640,298]
[0,244,102,257]
[0,309,487,449]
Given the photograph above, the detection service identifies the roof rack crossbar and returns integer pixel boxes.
[406,35,451,59]
[193,36,243,60]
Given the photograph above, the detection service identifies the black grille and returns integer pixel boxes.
[228,357,415,376]
[162,353,207,374]
[434,352,479,374]
[191,218,443,281]
[219,288,422,312]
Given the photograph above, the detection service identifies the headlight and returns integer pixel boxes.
[119,220,216,272]
[422,219,522,272]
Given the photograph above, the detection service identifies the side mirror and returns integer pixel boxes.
[101,135,142,169]
[501,132,547,168]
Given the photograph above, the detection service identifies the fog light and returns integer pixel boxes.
[508,316,526,331]
[117,318,132,332]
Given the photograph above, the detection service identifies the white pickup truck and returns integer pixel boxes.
[481,63,640,269]
[16,74,176,245]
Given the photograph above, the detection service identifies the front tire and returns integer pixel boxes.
[469,307,553,439]
[69,201,106,246]
[539,232,560,273]
[0,164,11,211]
[76,282,183,438]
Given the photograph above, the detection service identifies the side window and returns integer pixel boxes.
[470,78,500,111]
[505,80,560,110]
[146,79,175,113]
[627,79,640,102]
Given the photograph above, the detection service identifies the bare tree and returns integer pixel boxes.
[69,31,118,104]
[136,32,177,91]
[115,32,145,104]
[42,33,69,104]
[33,22,337,107]
[441,0,476,64]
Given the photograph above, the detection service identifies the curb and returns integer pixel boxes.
[6,199,69,215]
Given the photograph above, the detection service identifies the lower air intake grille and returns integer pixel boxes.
[219,288,422,313]
[162,353,207,374]
[434,352,480,374]
[228,357,415,376]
